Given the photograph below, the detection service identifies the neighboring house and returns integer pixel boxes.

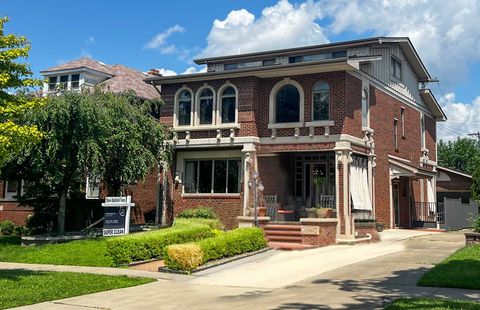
[147,37,446,241]
[437,166,472,203]
[0,58,160,226]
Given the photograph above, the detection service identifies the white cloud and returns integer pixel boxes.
[182,66,207,75]
[156,68,178,76]
[145,25,185,54]
[322,0,480,86]
[438,92,480,141]
[80,36,95,58]
[199,0,328,57]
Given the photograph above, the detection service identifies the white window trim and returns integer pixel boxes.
[195,85,216,126]
[268,78,304,129]
[393,118,399,150]
[361,87,370,128]
[217,82,239,125]
[401,107,405,137]
[311,81,331,122]
[420,112,426,149]
[173,86,194,129]
[4,180,18,199]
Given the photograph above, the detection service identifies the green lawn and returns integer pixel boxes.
[385,297,480,309]
[0,236,112,267]
[418,245,480,290]
[0,269,154,309]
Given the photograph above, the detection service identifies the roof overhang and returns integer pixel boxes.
[389,156,436,179]
[420,89,447,121]
[437,166,472,179]
[146,57,362,85]
[40,67,113,79]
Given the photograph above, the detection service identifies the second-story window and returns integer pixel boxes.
[421,114,426,149]
[391,56,402,81]
[401,107,405,137]
[177,90,192,126]
[275,85,300,123]
[220,86,236,124]
[362,88,369,127]
[394,118,398,150]
[198,88,214,125]
[48,76,57,91]
[71,74,80,89]
[312,81,330,121]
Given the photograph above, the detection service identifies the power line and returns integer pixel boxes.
[468,132,480,147]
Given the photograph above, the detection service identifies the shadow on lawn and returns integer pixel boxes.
[0,269,49,281]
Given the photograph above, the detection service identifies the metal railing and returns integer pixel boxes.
[413,202,438,222]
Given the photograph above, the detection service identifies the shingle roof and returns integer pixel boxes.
[41,58,158,100]
[41,58,115,75]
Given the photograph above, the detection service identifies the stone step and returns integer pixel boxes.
[266,235,302,242]
[264,230,302,237]
[264,224,302,231]
[268,241,317,251]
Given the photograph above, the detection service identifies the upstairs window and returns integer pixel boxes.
[71,74,80,89]
[220,86,236,123]
[198,88,214,125]
[401,107,405,137]
[312,82,330,121]
[177,89,192,126]
[393,118,398,150]
[4,180,18,199]
[361,88,369,127]
[48,76,57,90]
[391,57,402,81]
[421,114,426,148]
[275,85,300,123]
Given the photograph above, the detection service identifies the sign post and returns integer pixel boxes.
[102,196,135,236]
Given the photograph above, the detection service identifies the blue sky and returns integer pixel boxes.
[4,0,480,140]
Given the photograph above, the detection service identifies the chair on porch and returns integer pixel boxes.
[319,194,335,208]
[264,195,278,221]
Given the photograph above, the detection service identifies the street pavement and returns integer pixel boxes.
[13,230,480,310]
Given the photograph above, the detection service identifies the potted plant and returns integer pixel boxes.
[306,207,317,218]
[316,207,333,218]
[257,206,267,217]
[465,215,480,245]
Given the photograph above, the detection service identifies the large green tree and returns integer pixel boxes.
[0,17,44,167]
[15,89,167,234]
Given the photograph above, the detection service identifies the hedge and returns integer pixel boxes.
[106,219,218,266]
[164,227,266,272]
[173,218,223,230]
[177,208,217,220]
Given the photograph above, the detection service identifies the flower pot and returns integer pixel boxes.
[258,207,267,217]
[306,208,317,218]
[375,222,385,232]
[316,208,332,218]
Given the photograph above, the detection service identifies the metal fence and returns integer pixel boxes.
[413,199,478,230]
[413,202,437,222]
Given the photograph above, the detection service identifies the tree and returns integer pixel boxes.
[437,138,479,174]
[0,17,44,167]
[15,89,167,234]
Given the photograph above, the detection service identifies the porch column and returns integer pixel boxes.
[242,143,256,216]
[334,141,353,240]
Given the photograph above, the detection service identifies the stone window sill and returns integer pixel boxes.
[305,120,335,127]
[174,124,240,132]
[268,122,303,129]
[181,194,241,199]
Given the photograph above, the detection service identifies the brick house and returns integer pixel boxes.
[147,37,446,244]
[436,166,472,203]
[0,58,161,226]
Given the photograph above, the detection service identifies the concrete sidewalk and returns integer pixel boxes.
[15,231,479,310]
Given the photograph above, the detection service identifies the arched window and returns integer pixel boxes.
[361,88,369,127]
[275,85,300,123]
[198,87,214,125]
[176,89,192,126]
[219,86,236,123]
[312,82,330,121]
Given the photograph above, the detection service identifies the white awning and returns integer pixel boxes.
[349,157,372,211]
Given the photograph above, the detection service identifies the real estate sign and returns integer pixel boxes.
[102,196,135,236]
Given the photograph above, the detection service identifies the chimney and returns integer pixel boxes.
[147,68,162,76]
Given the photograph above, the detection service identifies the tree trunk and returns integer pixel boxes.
[57,189,67,235]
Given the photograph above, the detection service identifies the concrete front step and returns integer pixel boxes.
[264,230,302,237]
[264,224,302,231]
[268,241,317,251]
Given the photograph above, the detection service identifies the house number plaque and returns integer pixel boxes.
[301,226,320,235]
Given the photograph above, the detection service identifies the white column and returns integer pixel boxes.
[242,143,256,216]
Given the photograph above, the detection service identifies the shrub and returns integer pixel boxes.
[164,227,266,271]
[173,218,223,230]
[0,220,15,236]
[106,223,214,266]
[164,244,203,271]
[177,208,217,219]
[473,215,480,233]
[12,226,28,236]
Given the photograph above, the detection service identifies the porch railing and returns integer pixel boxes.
[413,202,444,223]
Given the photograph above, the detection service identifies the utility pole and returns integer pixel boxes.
[468,132,480,148]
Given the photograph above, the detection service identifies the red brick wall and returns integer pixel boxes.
[125,170,159,224]
[437,170,472,192]
[425,115,437,161]
[0,202,32,226]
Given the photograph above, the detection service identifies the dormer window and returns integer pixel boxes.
[391,56,402,81]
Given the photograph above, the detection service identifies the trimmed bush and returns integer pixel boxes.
[106,223,214,266]
[164,244,203,271]
[164,227,266,271]
[173,218,223,230]
[0,221,15,236]
[177,208,217,219]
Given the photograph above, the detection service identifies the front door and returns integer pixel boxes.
[393,182,400,226]
[304,162,328,208]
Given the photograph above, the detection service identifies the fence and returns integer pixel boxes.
[412,199,478,230]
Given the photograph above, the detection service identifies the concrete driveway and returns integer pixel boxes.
[17,230,480,310]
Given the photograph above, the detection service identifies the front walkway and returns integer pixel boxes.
[12,230,480,310]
